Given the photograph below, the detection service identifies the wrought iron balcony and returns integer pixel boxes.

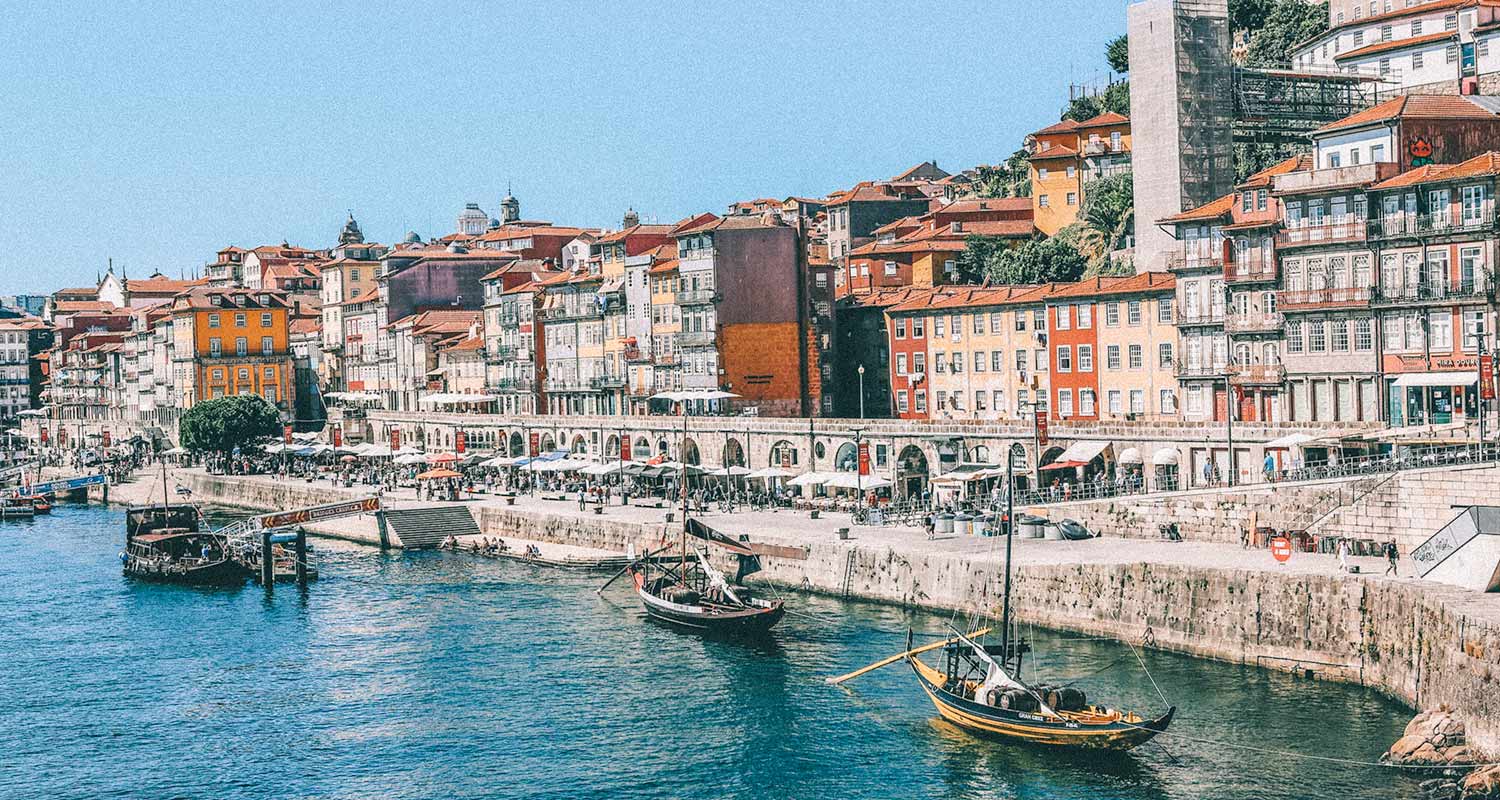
[590,374,627,390]
[1175,309,1225,327]
[1370,279,1493,306]
[1367,211,1500,241]
[1228,363,1286,386]
[493,377,533,391]
[1165,251,1227,272]
[677,289,719,306]
[1174,363,1229,380]
[679,330,717,347]
[545,304,604,321]
[1276,287,1371,310]
[1224,312,1283,334]
[1224,260,1277,284]
[1275,222,1366,248]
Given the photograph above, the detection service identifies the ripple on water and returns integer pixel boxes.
[0,505,1423,800]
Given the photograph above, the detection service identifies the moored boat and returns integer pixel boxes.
[0,495,37,519]
[629,546,785,634]
[122,503,249,586]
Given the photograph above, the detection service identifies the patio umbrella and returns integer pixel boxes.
[428,452,460,464]
[416,468,463,480]
[339,455,358,463]
[747,466,796,481]
[394,453,426,465]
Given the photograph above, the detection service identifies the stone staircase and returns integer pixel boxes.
[1310,464,1500,554]
[378,505,480,549]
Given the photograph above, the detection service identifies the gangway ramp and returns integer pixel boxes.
[1411,505,1500,592]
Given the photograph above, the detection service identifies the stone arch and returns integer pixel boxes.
[968,444,991,464]
[681,438,700,465]
[540,433,556,453]
[635,436,651,454]
[834,442,858,472]
[509,431,523,456]
[723,438,745,467]
[605,435,619,460]
[896,445,929,498]
[769,439,799,468]
[1040,445,1066,467]
[570,434,588,454]
[657,438,670,457]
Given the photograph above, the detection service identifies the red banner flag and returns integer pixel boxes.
[102,430,111,448]
[1035,409,1049,446]
[857,441,870,476]
[40,427,48,445]
[390,429,402,451]
[621,437,632,462]
[1483,355,1496,401]
[332,426,343,448]
[529,432,540,457]
[455,430,466,454]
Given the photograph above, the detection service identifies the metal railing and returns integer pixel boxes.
[1224,312,1283,333]
[679,330,716,347]
[1228,362,1286,385]
[1175,309,1225,326]
[1370,279,1492,305]
[1275,222,1366,247]
[677,289,718,306]
[1276,286,1371,309]
[1225,261,1277,284]
[1368,211,1499,240]
[590,375,626,390]
[1174,363,1228,379]
[1166,251,1226,271]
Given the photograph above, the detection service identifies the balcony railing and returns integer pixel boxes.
[679,330,717,347]
[653,351,679,366]
[590,374,627,390]
[1082,140,1125,156]
[1166,251,1226,272]
[1271,162,1400,195]
[493,377,533,391]
[1224,260,1277,284]
[1275,222,1366,248]
[1276,286,1371,310]
[1371,278,1493,306]
[1367,210,1500,240]
[1174,363,1229,379]
[677,289,718,306]
[1224,311,1283,333]
[1175,309,1225,327]
[545,304,603,321]
[1228,363,1286,385]
[490,345,517,361]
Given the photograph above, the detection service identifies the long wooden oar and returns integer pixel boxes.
[595,543,672,595]
[826,626,992,685]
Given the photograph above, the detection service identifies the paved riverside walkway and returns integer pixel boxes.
[98,465,1416,580]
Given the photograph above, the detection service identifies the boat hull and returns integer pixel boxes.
[123,557,250,587]
[635,583,785,635]
[910,658,1174,750]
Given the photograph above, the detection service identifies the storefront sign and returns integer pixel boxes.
[1483,356,1496,401]
[1269,536,1292,563]
[621,437,632,462]
[857,442,870,476]
[529,432,540,457]
[455,430,466,454]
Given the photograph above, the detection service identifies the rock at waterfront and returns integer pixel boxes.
[1462,764,1500,799]
[1387,707,1469,767]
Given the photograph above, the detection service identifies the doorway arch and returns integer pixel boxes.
[722,438,745,467]
[834,442,858,472]
[896,445,929,498]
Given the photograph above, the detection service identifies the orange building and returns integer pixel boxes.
[167,288,294,411]
[1027,112,1132,236]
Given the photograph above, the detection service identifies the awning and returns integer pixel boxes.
[1117,447,1143,465]
[1392,371,1478,388]
[1152,447,1180,467]
[598,277,624,294]
[1042,440,1110,470]
[1265,432,1318,449]
[823,472,892,490]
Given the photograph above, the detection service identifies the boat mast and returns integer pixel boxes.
[679,398,688,581]
[1001,443,1016,671]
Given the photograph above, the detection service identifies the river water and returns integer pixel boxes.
[2,504,1422,800]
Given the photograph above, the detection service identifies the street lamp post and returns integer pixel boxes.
[1225,373,1236,488]
[851,426,866,510]
[857,364,866,420]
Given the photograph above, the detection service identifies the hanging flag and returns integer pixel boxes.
[1035,409,1049,446]
[332,426,343,448]
[390,428,402,451]
[283,424,293,444]
[456,430,467,454]
[621,437,632,462]
[857,441,870,476]
[1482,355,1495,401]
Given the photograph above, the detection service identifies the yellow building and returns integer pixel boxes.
[168,288,293,410]
[1027,111,1132,236]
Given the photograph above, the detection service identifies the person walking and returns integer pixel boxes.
[1337,537,1351,573]
[1384,539,1399,576]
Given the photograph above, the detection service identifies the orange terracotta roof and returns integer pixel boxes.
[1045,272,1175,299]
[1335,29,1457,62]
[288,318,321,336]
[53,301,115,313]
[1238,154,1313,189]
[888,284,1055,313]
[126,274,205,294]
[1369,152,1500,189]
[950,220,1035,237]
[872,216,924,236]
[837,286,939,309]
[170,287,291,312]
[1312,0,1482,42]
[935,197,1032,214]
[397,309,481,336]
[446,335,486,352]
[648,257,680,275]
[1315,94,1500,134]
[1075,111,1129,129]
[1032,118,1081,136]
[1029,145,1081,161]
[474,225,595,243]
[825,182,927,206]
[1159,193,1236,225]
[598,224,677,244]
[343,287,381,306]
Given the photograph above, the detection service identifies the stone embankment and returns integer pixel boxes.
[101,467,1500,763]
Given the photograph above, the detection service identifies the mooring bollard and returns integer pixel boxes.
[261,529,274,590]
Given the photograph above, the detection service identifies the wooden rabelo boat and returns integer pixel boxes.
[122,503,248,586]
[603,390,787,636]
[0,495,37,519]
[834,447,1175,752]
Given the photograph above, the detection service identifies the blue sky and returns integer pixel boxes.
[0,1,1126,293]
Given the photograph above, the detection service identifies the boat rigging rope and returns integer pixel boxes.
[1128,640,1171,708]
[1116,721,1500,771]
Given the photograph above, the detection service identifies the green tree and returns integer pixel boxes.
[1106,35,1129,73]
[179,395,283,456]
[1244,0,1328,68]
[1076,172,1135,276]
[1061,93,1103,123]
[1102,80,1130,116]
[960,229,1089,286]
[967,149,1032,198]
[1228,0,1274,32]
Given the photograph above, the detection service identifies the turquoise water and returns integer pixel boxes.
[1,504,1420,800]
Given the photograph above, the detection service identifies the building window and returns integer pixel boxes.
[1158,297,1173,323]
[208,314,220,328]
[1057,346,1072,372]
[897,391,909,413]
[975,391,987,412]
[1127,300,1142,325]
[894,319,906,339]
[950,351,963,373]
[1159,342,1173,367]
[974,351,986,372]
[934,316,945,337]
[1077,303,1092,328]
[1055,306,1071,330]
[1446,12,1458,31]
[1288,320,1304,353]
[234,312,246,326]
[896,353,908,375]
[994,390,1006,414]
[1413,52,1424,69]
[1331,319,1350,351]
[1108,390,1123,414]
[1187,385,1204,414]
[1078,345,1093,372]
[883,261,897,277]
[1380,24,1392,41]
[1080,389,1096,416]
[1033,308,1045,329]
[1355,318,1373,351]
[990,312,1003,334]
[934,351,946,373]
[992,351,1004,371]
[973,314,984,334]
[1038,168,1049,180]
[261,336,273,355]
[1015,350,1028,371]
[1448,44,1459,63]
[912,318,924,338]
[1430,311,1453,350]
[1066,192,1078,206]
[1129,344,1143,369]
[914,390,926,413]
[1057,389,1074,418]
[1412,19,1423,35]
[261,312,272,326]
[1106,344,1121,370]
[1105,303,1120,327]
[1161,389,1177,413]
[1039,195,1050,208]
[1066,165,1076,179]
[913,353,926,374]
[235,337,247,356]
[1309,321,1327,352]
[936,391,947,410]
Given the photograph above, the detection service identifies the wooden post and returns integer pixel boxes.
[295,526,308,587]
[261,529,274,590]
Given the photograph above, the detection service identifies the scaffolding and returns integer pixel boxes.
[1174,0,1235,208]
[1231,67,1388,145]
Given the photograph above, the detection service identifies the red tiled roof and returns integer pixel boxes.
[52,301,115,313]
[474,225,595,243]
[1075,111,1129,129]
[343,287,381,306]
[1046,272,1175,299]
[1159,193,1236,224]
[1032,118,1081,136]
[825,181,927,206]
[394,309,481,336]
[1238,154,1314,189]
[1311,0,1481,42]
[126,274,205,294]
[598,224,677,244]
[1029,145,1081,161]
[1369,152,1500,189]
[933,197,1032,214]
[1335,29,1457,62]
[445,335,485,352]
[1315,94,1500,134]
[837,286,939,310]
[888,284,1055,313]
[288,318,321,336]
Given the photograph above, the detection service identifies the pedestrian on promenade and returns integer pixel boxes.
[924,512,935,540]
[1264,453,1276,482]
[1337,537,1351,573]
[1384,540,1399,576]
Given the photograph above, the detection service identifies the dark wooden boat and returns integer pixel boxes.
[122,503,249,586]
[0,495,36,519]
[903,449,1174,751]
[629,546,785,634]
[26,495,51,514]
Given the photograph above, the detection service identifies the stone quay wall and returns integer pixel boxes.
[165,471,1500,756]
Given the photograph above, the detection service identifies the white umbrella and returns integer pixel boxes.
[1265,432,1318,449]
[708,465,752,477]
[786,472,831,487]
[747,466,796,480]
[824,472,891,490]
[161,447,188,456]
[581,462,622,476]
[394,453,427,465]
[360,444,394,458]
[395,446,425,456]
[650,390,740,402]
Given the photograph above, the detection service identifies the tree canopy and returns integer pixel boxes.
[1062,80,1130,121]
[1106,35,1129,74]
[1076,172,1136,276]
[179,395,283,456]
[959,228,1089,286]
[965,149,1032,199]
[1243,0,1328,68]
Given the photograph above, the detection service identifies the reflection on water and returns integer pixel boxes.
[0,503,1419,800]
